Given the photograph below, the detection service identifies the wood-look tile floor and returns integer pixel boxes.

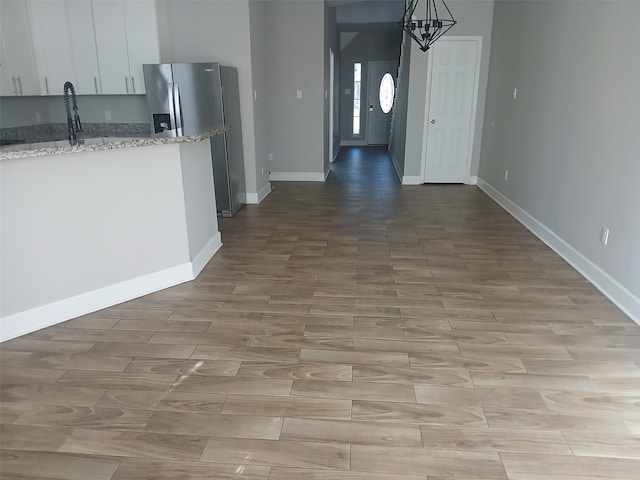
[2,146,639,479]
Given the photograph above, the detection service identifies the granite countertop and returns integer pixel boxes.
[0,127,227,161]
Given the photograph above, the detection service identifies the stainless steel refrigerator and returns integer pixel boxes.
[143,62,246,217]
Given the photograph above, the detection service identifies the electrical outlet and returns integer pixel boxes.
[296,90,302,99]
[504,169,509,181]
[105,110,112,121]
[268,153,273,161]
[35,112,42,123]
[601,227,610,246]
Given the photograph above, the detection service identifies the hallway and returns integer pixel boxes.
[2,147,639,479]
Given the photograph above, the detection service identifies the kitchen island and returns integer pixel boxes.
[0,131,224,341]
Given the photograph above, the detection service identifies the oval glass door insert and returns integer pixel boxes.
[379,73,395,113]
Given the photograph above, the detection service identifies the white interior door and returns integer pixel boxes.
[424,39,480,183]
[367,61,396,145]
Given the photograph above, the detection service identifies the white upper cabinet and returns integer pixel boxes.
[92,0,159,95]
[29,1,75,96]
[91,1,130,95]
[66,1,102,95]
[30,0,101,95]
[123,1,160,95]
[0,36,12,97]
[0,0,40,96]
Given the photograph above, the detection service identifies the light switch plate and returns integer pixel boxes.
[296,90,302,99]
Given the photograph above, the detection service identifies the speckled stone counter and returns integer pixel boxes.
[0,127,227,161]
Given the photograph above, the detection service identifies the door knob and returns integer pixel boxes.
[369,105,374,112]
[430,119,436,124]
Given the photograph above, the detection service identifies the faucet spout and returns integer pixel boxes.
[63,81,82,145]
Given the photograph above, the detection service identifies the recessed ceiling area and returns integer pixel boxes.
[330,0,405,32]
[325,0,369,7]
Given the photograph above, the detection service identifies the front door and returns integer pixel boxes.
[366,61,397,145]
[424,39,480,183]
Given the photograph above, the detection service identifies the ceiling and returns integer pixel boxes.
[326,0,369,6]
[329,0,405,32]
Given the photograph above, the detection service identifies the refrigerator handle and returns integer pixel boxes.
[174,82,184,137]
[167,82,176,134]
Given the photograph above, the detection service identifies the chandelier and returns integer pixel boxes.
[402,0,457,52]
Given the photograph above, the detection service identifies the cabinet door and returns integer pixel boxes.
[0,0,40,95]
[92,0,130,94]
[67,0,101,95]
[0,35,14,96]
[123,0,159,95]
[30,1,74,96]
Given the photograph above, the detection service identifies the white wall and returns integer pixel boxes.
[0,140,222,341]
[1,145,189,318]
[179,140,219,263]
[0,94,149,128]
[248,0,272,199]
[0,96,50,128]
[324,1,340,175]
[45,95,149,124]
[261,0,326,179]
[388,28,411,177]
[157,0,262,198]
[404,0,494,178]
[478,0,640,322]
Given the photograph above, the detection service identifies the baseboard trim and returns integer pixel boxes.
[191,232,222,277]
[402,175,423,185]
[1,232,224,342]
[340,139,367,146]
[246,183,272,204]
[330,146,339,163]
[477,178,640,326]
[468,176,478,185]
[1,264,194,342]
[269,172,326,182]
[325,165,331,180]
[257,182,273,202]
[389,151,402,183]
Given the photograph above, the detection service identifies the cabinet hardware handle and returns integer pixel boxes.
[45,77,49,95]
[94,77,99,94]
[131,76,135,93]
[17,76,23,95]
[125,76,129,93]
[12,76,18,95]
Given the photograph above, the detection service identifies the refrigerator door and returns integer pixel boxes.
[220,66,246,214]
[210,124,232,215]
[170,63,223,136]
[143,63,178,137]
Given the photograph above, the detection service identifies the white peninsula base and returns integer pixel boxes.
[0,139,221,341]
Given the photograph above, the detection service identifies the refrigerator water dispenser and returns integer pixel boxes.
[153,113,172,133]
